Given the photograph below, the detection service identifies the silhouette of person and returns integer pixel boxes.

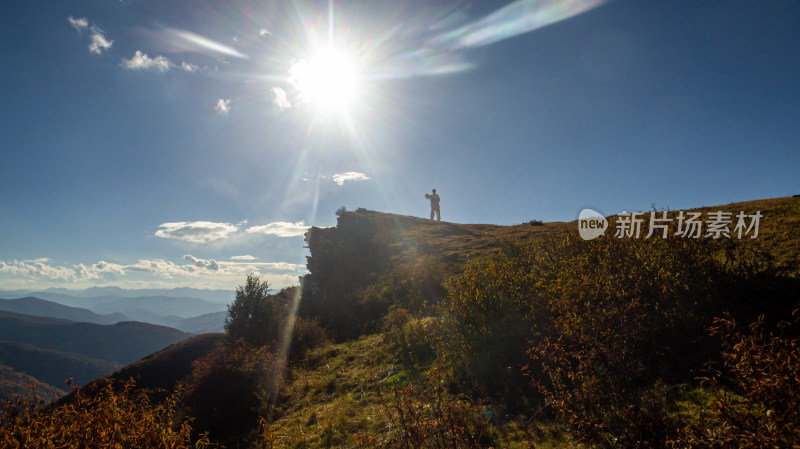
[425,189,440,221]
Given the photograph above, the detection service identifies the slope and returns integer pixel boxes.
[61,333,226,405]
[0,341,121,387]
[0,365,66,404]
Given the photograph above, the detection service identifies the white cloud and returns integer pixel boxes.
[271,87,291,110]
[88,25,113,54]
[259,28,272,37]
[155,221,238,243]
[68,16,88,32]
[0,260,74,281]
[0,257,306,290]
[332,171,370,186]
[246,221,310,238]
[215,98,231,115]
[121,50,172,71]
[183,254,220,271]
[230,255,257,260]
[180,62,199,72]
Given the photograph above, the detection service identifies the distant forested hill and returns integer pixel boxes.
[0,310,192,365]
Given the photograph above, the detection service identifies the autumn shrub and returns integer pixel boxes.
[179,340,278,443]
[1,380,210,449]
[672,307,800,448]
[438,239,558,402]
[435,223,794,446]
[526,233,798,448]
[357,377,493,449]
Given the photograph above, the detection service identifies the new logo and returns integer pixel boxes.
[578,209,608,240]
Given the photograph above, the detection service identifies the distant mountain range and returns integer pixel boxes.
[0,297,125,324]
[0,293,228,334]
[0,287,233,304]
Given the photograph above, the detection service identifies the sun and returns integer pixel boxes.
[289,45,361,114]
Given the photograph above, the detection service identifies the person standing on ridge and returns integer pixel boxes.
[425,189,441,221]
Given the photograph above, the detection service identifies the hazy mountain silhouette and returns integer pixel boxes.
[0,287,232,304]
[99,308,226,334]
[0,296,128,324]
[89,296,226,319]
[0,295,225,335]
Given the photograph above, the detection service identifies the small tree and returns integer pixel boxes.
[225,275,285,347]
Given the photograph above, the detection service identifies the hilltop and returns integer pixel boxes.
[318,196,798,276]
[6,196,800,448]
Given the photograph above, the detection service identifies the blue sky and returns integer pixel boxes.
[1,0,798,291]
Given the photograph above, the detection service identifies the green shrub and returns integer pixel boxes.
[384,308,437,371]
[225,275,285,347]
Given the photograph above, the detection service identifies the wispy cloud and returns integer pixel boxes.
[180,62,199,72]
[230,255,257,260]
[215,98,231,115]
[155,221,238,243]
[68,16,88,32]
[332,171,370,186]
[271,87,291,110]
[259,28,272,37]
[88,25,113,54]
[427,0,608,50]
[246,221,309,238]
[121,50,171,71]
[149,28,248,59]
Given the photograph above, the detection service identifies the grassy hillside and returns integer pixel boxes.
[5,196,799,448]
[342,196,798,275]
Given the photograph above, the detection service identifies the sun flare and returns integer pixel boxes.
[289,45,360,113]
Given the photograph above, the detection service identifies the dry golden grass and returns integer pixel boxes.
[354,196,799,278]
